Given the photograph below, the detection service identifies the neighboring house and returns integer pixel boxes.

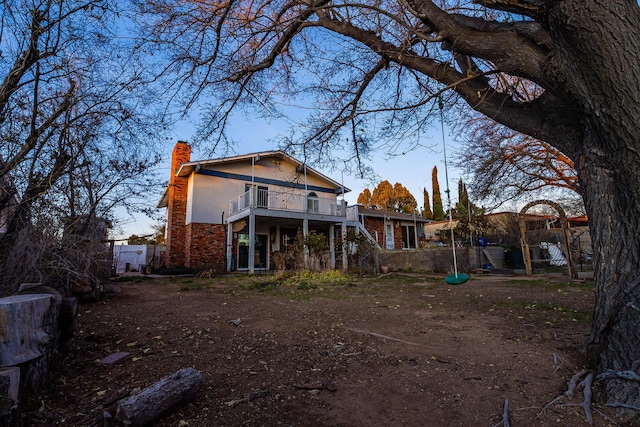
[157,141,351,273]
[347,205,431,250]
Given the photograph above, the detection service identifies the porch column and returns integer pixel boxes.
[341,220,348,270]
[226,221,233,271]
[329,224,336,269]
[248,211,255,274]
[303,218,309,268]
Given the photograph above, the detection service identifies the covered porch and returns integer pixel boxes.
[227,200,349,273]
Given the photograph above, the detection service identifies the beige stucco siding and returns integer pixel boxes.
[187,158,341,224]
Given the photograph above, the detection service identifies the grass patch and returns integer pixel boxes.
[179,282,209,291]
[504,277,594,292]
[496,299,592,325]
[374,273,437,286]
[251,270,354,291]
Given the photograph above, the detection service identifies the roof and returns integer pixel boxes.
[357,206,431,223]
[176,151,347,191]
[157,187,169,208]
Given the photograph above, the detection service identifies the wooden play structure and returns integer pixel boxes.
[518,200,577,279]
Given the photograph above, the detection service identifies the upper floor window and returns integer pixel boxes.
[307,192,319,213]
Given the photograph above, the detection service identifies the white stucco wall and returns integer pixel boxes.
[187,156,341,224]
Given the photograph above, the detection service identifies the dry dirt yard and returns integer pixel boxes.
[21,271,624,426]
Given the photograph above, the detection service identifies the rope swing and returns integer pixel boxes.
[439,97,469,285]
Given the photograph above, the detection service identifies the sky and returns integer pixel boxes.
[112,113,464,240]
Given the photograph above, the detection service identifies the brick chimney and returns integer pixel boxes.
[165,141,191,267]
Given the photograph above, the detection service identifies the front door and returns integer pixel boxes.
[385,223,394,249]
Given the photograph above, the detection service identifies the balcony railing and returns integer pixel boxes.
[229,188,346,217]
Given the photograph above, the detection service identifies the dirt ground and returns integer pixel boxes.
[21,271,624,426]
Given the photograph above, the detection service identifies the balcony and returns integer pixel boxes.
[229,188,346,217]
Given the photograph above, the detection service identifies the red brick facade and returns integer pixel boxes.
[164,141,229,271]
[362,217,403,249]
[185,223,226,271]
[364,217,385,248]
[165,142,190,267]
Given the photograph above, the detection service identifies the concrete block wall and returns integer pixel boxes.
[378,247,473,273]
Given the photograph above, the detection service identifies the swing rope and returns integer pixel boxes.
[439,97,468,284]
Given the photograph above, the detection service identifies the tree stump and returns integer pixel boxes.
[104,367,204,426]
[18,283,76,350]
[0,292,61,393]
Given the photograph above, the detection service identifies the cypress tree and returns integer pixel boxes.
[432,166,445,220]
[423,187,433,219]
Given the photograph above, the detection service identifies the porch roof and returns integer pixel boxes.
[357,206,432,223]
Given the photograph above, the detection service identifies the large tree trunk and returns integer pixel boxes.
[578,142,640,413]
[545,0,640,418]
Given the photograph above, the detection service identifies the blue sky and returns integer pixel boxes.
[113,113,463,239]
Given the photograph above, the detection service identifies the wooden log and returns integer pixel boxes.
[105,368,204,427]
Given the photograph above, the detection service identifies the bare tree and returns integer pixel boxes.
[454,106,579,206]
[139,0,640,411]
[0,0,167,294]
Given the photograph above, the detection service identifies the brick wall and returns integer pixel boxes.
[185,223,226,271]
[165,141,191,268]
[364,217,385,248]
[393,221,403,249]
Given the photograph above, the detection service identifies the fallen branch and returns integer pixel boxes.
[491,399,510,427]
[566,370,587,398]
[605,402,640,412]
[562,373,594,425]
[596,369,640,382]
[539,369,588,418]
[224,389,269,406]
[581,373,594,425]
[345,327,419,346]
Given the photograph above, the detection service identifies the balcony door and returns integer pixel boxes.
[245,184,269,208]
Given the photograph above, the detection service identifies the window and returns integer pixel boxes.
[307,192,319,213]
[402,225,416,249]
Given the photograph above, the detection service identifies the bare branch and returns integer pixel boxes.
[474,0,546,20]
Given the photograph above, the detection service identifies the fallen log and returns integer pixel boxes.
[104,367,204,426]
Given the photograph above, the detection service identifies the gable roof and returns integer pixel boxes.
[157,150,350,208]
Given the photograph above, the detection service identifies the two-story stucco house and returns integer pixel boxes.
[157,141,351,273]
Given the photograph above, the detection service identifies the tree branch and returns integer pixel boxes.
[474,0,546,20]
[229,0,331,82]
